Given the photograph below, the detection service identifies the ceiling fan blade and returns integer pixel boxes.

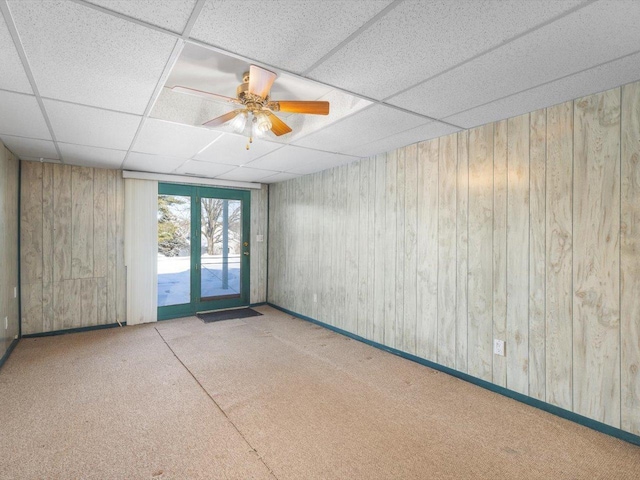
[203,109,244,128]
[171,86,240,105]
[267,112,292,136]
[270,100,330,115]
[248,65,277,99]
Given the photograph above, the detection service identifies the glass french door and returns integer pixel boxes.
[157,183,250,320]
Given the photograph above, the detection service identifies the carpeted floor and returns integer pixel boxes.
[1,306,638,479]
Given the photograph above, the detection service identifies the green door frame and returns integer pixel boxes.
[157,183,251,320]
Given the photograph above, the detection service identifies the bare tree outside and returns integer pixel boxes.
[201,198,241,255]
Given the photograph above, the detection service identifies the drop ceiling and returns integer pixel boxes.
[1,0,639,185]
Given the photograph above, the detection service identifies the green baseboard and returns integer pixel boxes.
[22,322,127,338]
[268,302,640,447]
[0,338,19,371]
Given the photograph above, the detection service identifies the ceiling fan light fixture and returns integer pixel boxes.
[253,112,272,136]
[229,110,247,132]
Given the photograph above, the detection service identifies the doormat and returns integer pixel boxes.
[197,308,263,323]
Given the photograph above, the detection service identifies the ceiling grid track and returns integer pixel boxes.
[0,0,63,162]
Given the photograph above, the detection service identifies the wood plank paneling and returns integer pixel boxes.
[529,109,547,401]
[21,164,126,334]
[546,100,574,410]
[395,148,406,349]
[53,165,72,281]
[506,113,530,395]
[71,166,94,279]
[493,119,508,387]
[456,131,469,373]
[42,163,54,333]
[438,134,457,368]
[621,81,640,435]
[356,164,369,336]
[416,139,438,361]
[468,124,494,382]
[573,88,621,427]
[366,160,376,340]
[403,145,417,354]
[373,155,386,343]
[384,152,397,347]
[345,163,360,332]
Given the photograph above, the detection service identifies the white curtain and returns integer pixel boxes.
[124,178,158,325]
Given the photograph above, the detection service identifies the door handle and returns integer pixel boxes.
[243,251,250,256]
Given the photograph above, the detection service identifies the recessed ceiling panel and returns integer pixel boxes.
[286,153,359,175]
[124,152,189,173]
[8,0,177,114]
[0,91,51,140]
[174,159,235,177]
[58,142,126,169]
[132,118,223,157]
[0,134,58,160]
[84,0,197,33]
[216,166,279,182]
[293,104,428,154]
[43,99,141,150]
[194,134,282,166]
[344,121,460,158]
[308,0,584,100]
[388,0,640,119]
[259,172,302,184]
[445,51,640,129]
[0,16,32,94]
[190,0,393,73]
[245,145,342,172]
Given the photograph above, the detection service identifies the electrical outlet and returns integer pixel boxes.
[256,234,264,243]
[313,293,318,303]
[4,317,7,330]
[13,286,17,298]
[494,339,505,356]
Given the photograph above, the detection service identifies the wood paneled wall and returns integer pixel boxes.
[250,184,269,304]
[268,81,640,435]
[0,142,19,357]
[20,162,126,334]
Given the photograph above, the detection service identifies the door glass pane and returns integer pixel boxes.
[157,195,191,307]
[201,198,242,300]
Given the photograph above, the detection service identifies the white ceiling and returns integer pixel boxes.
[0,0,639,185]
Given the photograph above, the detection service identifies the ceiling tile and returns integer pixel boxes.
[388,0,640,120]
[245,145,342,172]
[286,153,359,175]
[0,134,58,160]
[44,99,141,150]
[132,118,223,157]
[0,14,32,94]
[84,0,197,33]
[124,151,189,173]
[293,104,427,153]
[58,142,126,169]
[308,0,584,100]
[174,159,235,177]
[445,51,640,129]
[194,134,283,166]
[216,166,279,182]
[190,0,393,73]
[8,0,177,114]
[0,91,51,140]
[344,121,460,158]
[259,172,303,184]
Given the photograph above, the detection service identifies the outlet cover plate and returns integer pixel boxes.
[494,339,505,356]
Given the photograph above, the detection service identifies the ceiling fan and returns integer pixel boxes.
[171,65,330,143]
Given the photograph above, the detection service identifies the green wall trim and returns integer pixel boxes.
[21,322,127,339]
[250,302,267,307]
[268,302,640,448]
[0,338,19,371]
